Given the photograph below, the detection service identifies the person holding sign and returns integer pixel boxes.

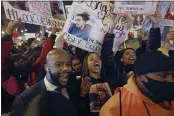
[77,53,112,116]
[101,11,162,90]
[68,12,92,41]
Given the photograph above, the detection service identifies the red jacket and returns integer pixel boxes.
[2,34,56,95]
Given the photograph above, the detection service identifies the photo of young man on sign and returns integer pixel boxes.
[68,12,92,41]
[133,15,146,30]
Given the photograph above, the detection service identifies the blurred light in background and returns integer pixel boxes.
[2,31,5,34]
[171,12,174,16]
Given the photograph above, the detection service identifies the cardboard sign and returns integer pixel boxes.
[113,1,158,15]
[63,1,113,53]
[112,14,134,52]
[3,1,65,28]
[89,83,112,112]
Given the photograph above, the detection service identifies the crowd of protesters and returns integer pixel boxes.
[1,11,174,116]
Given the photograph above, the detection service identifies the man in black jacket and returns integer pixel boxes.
[101,12,162,90]
[11,48,78,116]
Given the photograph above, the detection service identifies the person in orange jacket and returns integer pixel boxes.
[100,35,174,116]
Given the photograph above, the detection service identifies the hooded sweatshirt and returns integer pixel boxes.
[100,76,174,116]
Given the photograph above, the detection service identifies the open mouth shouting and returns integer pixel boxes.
[59,73,69,85]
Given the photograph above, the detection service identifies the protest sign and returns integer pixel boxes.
[52,1,66,21]
[112,14,134,53]
[63,1,113,53]
[65,5,72,18]
[3,1,65,28]
[28,2,52,17]
[159,19,174,27]
[113,1,158,15]
[24,33,36,39]
[158,1,171,18]
[142,1,172,33]
[131,15,146,30]
[89,83,112,112]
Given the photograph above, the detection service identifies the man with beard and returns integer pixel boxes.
[11,48,78,116]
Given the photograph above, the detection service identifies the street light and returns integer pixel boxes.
[40,31,42,33]
[21,30,24,32]
[2,31,5,34]
[25,29,27,31]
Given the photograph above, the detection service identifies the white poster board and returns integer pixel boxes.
[112,14,134,52]
[24,33,36,39]
[65,5,72,19]
[159,19,174,27]
[113,1,158,15]
[3,1,65,28]
[63,1,113,53]
[27,2,52,17]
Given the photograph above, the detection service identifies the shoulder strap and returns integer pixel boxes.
[115,88,122,116]
[119,88,122,116]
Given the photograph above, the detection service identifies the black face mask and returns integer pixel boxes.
[143,76,174,103]
[48,70,69,88]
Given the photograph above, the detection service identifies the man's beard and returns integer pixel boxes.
[48,70,68,88]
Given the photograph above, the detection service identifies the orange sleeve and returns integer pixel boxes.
[100,93,121,116]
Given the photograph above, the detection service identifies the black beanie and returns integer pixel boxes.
[134,51,174,75]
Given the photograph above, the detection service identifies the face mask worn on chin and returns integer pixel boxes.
[143,75,174,103]
[48,70,69,88]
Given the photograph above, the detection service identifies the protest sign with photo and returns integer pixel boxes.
[113,1,158,15]
[89,83,112,112]
[3,1,65,28]
[112,14,134,53]
[158,1,171,18]
[142,1,172,33]
[132,15,146,30]
[63,1,113,53]
[51,1,66,21]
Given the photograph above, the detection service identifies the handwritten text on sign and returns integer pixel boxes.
[28,2,52,17]
[65,34,102,53]
[113,1,158,15]
[77,1,114,26]
[3,2,65,28]
[112,15,134,52]
[159,19,174,27]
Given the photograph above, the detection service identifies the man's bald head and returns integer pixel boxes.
[46,48,69,64]
[45,48,71,87]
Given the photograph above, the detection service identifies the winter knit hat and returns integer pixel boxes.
[134,51,174,75]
